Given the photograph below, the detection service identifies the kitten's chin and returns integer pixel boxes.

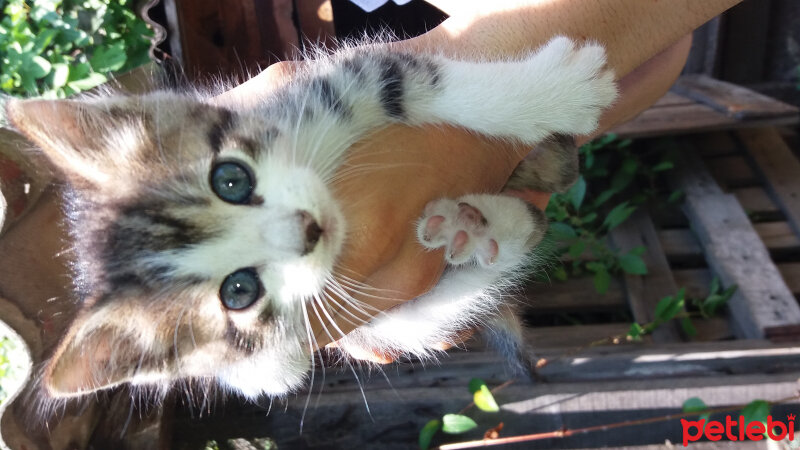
[219,348,310,398]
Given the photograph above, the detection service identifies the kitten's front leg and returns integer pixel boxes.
[336,194,543,362]
[421,37,617,144]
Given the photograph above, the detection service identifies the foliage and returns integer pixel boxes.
[0,334,27,406]
[627,278,736,341]
[546,135,680,293]
[0,336,13,403]
[419,378,500,449]
[0,0,152,98]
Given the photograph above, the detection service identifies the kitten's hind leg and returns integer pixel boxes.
[483,305,542,381]
[505,134,579,194]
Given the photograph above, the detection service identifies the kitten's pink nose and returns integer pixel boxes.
[299,210,323,255]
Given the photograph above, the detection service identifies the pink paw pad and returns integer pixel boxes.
[417,199,501,267]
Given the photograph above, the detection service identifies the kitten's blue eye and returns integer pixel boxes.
[211,161,253,204]
[220,268,262,310]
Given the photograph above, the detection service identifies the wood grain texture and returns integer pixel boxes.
[609,211,683,342]
[673,75,798,119]
[737,127,800,237]
[170,341,800,448]
[674,151,800,338]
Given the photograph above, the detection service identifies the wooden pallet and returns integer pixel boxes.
[2,76,800,448]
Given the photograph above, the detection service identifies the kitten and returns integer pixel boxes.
[4,37,615,402]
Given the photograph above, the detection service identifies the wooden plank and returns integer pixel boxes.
[705,155,759,188]
[609,211,683,342]
[170,340,800,447]
[692,131,740,157]
[524,277,626,313]
[674,151,800,338]
[524,323,631,348]
[733,186,781,217]
[172,373,800,449]
[659,222,800,262]
[651,91,694,108]
[672,75,798,119]
[611,102,799,139]
[672,268,713,300]
[779,262,800,296]
[754,221,800,256]
[737,127,800,237]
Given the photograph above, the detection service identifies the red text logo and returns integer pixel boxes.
[681,414,796,446]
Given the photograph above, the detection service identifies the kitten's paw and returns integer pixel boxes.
[418,199,499,267]
[526,36,617,136]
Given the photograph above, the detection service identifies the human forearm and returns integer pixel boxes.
[407,0,740,76]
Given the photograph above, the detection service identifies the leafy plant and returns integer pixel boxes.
[627,278,736,341]
[0,0,152,98]
[546,135,679,293]
[419,378,501,449]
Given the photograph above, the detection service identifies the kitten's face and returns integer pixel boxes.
[6,92,346,398]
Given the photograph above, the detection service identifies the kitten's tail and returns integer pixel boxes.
[483,306,540,381]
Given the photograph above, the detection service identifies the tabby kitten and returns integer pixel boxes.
[5,37,615,401]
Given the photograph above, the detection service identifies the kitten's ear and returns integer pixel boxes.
[43,315,167,397]
[5,97,143,187]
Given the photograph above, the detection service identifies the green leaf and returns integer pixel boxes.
[32,29,58,55]
[680,317,697,337]
[90,41,127,72]
[568,241,586,259]
[552,266,568,281]
[568,176,587,210]
[26,55,52,79]
[628,322,643,340]
[468,378,486,394]
[549,222,577,241]
[584,151,595,169]
[419,420,441,450]
[652,161,674,172]
[654,296,684,322]
[593,268,611,294]
[618,252,648,275]
[442,414,478,434]
[581,212,598,224]
[720,285,737,301]
[709,277,720,295]
[682,397,708,413]
[593,189,616,208]
[67,72,107,91]
[741,400,770,428]
[51,63,69,88]
[630,246,646,256]
[667,190,684,204]
[682,396,711,421]
[474,385,500,412]
[603,202,636,230]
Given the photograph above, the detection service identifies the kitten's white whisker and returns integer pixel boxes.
[326,281,382,316]
[309,300,372,418]
[313,294,350,340]
[321,291,371,327]
[332,274,406,301]
[299,301,319,432]
[324,293,369,328]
